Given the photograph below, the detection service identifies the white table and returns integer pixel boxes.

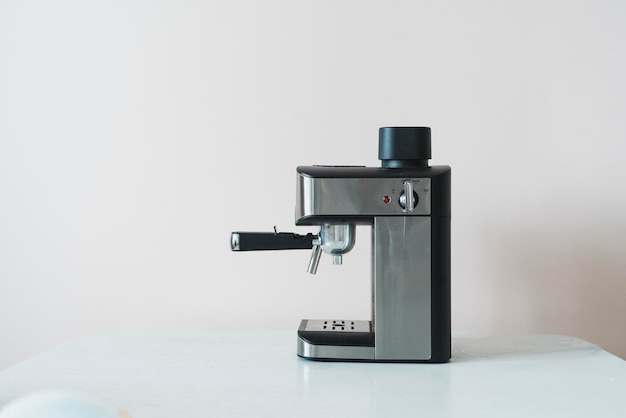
[0,330,624,417]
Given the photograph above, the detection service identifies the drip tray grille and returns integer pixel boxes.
[303,319,371,332]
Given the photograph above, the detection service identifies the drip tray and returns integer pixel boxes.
[301,319,371,332]
[298,319,375,347]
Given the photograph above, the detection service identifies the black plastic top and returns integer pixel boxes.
[378,127,431,168]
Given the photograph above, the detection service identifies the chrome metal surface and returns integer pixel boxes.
[332,255,342,265]
[373,216,432,360]
[319,224,356,255]
[400,180,415,212]
[307,245,322,275]
[296,176,431,222]
[230,233,240,251]
[297,336,375,360]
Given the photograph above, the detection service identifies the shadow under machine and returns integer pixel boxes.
[231,127,451,362]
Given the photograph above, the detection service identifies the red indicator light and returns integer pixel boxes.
[382,195,391,204]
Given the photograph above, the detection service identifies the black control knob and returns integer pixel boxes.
[378,127,431,168]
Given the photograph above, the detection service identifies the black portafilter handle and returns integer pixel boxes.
[231,231,316,251]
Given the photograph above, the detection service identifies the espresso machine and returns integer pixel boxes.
[231,127,450,362]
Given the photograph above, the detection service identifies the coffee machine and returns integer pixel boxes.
[231,127,450,362]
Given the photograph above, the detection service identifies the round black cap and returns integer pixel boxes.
[378,127,431,168]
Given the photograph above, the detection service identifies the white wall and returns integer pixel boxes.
[1,0,625,370]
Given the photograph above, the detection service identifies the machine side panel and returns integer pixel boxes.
[430,215,451,362]
[430,166,451,362]
[373,216,432,360]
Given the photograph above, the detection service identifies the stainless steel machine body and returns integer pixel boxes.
[231,127,451,362]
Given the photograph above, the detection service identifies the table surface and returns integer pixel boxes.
[0,329,624,418]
